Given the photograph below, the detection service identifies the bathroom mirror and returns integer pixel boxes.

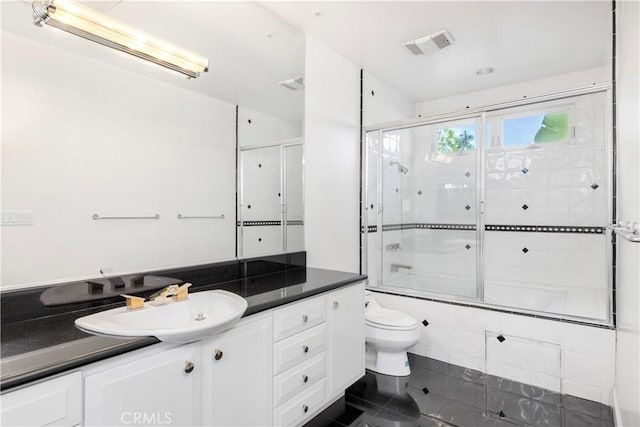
[0,1,303,289]
[237,139,304,258]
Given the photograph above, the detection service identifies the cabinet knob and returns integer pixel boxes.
[214,349,223,360]
[302,375,309,383]
[303,345,309,353]
[302,405,309,413]
[333,301,339,309]
[184,361,195,374]
[302,314,309,323]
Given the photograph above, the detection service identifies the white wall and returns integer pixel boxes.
[237,106,301,148]
[362,71,414,127]
[1,32,237,289]
[614,1,640,425]
[303,37,360,273]
[416,66,610,117]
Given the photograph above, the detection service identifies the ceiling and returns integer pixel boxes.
[1,1,305,123]
[263,1,612,103]
[1,1,612,119]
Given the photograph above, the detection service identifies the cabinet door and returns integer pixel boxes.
[1,372,81,427]
[202,315,273,426]
[327,283,365,399]
[84,344,201,427]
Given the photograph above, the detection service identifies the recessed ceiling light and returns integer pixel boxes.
[313,10,322,17]
[476,67,495,75]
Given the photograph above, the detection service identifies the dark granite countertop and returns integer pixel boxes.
[1,254,366,391]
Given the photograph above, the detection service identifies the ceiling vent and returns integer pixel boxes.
[402,29,455,55]
[277,76,304,91]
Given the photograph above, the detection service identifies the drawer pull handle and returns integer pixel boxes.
[184,361,195,374]
[302,375,309,383]
[333,301,339,309]
[303,405,309,413]
[214,349,223,360]
[303,345,309,353]
[302,314,309,323]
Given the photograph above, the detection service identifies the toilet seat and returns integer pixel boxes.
[365,308,418,331]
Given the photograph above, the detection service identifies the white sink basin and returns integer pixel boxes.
[75,290,248,344]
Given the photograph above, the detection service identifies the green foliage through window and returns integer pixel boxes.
[437,127,476,153]
[534,112,569,143]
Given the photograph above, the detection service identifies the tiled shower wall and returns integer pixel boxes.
[483,93,610,320]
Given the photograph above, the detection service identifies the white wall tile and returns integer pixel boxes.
[562,323,615,360]
[562,351,604,387]
[370,292,615,404]
[448,352,484,372]
[564,380,602,403]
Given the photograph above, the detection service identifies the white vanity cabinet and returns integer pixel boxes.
[0,371,82,427]
[3,281,365,427]
[201,313,273,426]
[326,283,366,400]
[272,281,365,426]
[83,343,202,427]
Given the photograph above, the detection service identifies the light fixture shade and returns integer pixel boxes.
[32,0,209,79]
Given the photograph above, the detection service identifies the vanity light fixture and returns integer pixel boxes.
[31,0,209,79]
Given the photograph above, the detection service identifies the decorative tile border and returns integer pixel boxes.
[363,223,605,235]
[485,224,605,234]
[416,223,476,231]
[286,220,304,226]
[382,223,416,231]
[365,223,476,233]
[242,220,282,226]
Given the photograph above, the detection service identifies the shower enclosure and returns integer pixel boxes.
[365,88,612,324]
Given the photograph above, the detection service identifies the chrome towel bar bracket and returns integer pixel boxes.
[607,222,640,243]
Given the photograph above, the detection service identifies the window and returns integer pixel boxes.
[436,124,477,153]
[488,105,573,149]
[503,111,570,146]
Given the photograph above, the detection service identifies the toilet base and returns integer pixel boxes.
[365,347,411,377]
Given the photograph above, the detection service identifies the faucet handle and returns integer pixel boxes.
[172,283,192,301]
[121,294,145,310]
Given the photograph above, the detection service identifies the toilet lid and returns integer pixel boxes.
[365,307,418,329]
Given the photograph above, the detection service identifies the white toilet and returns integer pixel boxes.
[364,291,420,377]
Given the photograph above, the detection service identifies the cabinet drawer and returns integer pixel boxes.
[273,379,325,427]
[1,372,81,427]
[273,353,326,408]
[273,295,326,341]
[274,324,327,375]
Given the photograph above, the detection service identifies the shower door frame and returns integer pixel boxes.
[371,112,486,303]
[238,139,304,258]
[363,83,614,326]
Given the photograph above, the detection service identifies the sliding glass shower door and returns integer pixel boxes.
[367,90,611,323]
[379,117,482,300]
